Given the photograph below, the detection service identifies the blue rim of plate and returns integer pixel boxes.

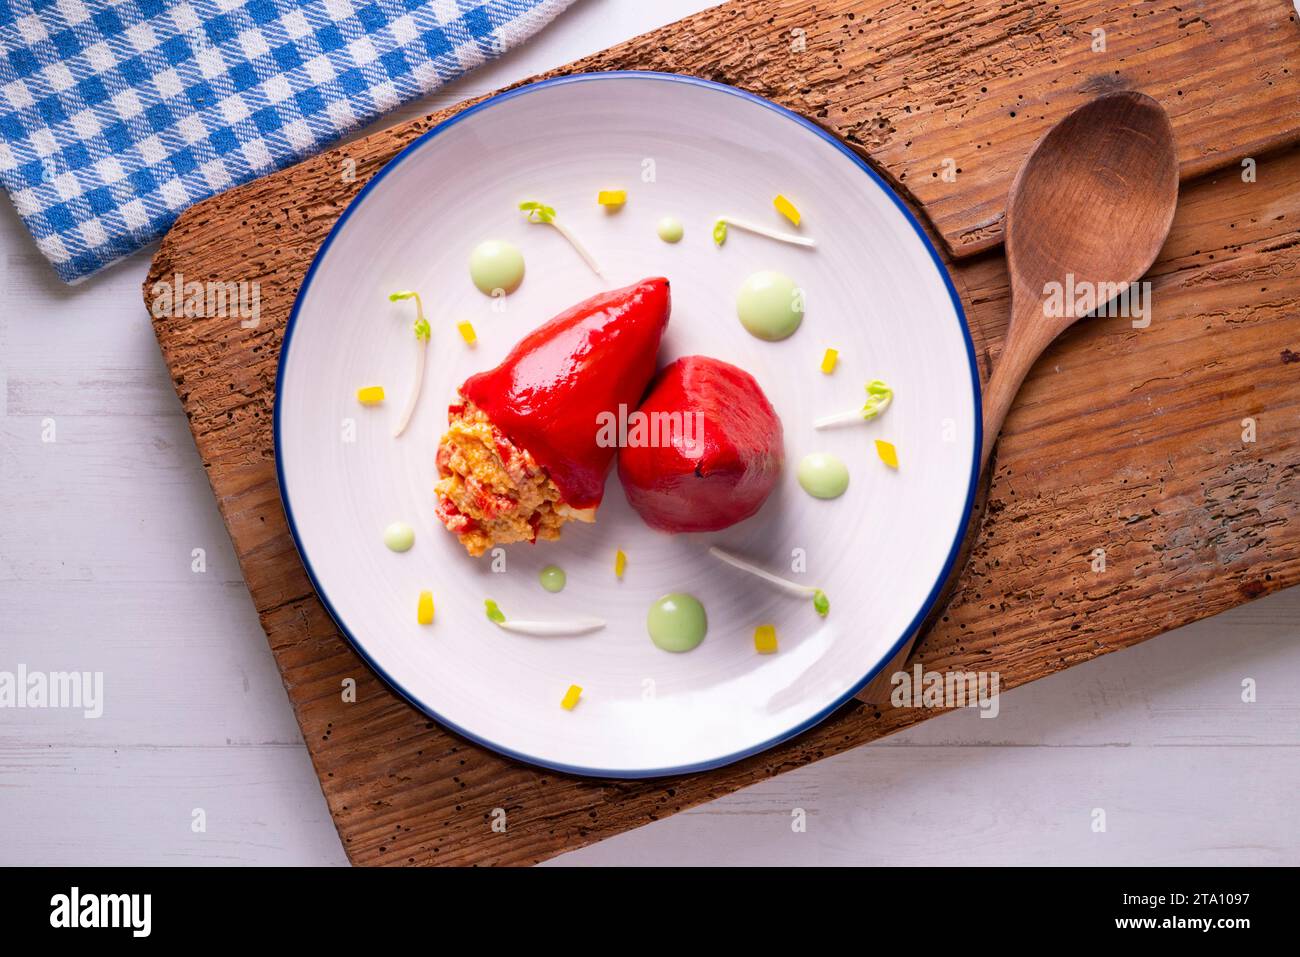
[274,70,983,780]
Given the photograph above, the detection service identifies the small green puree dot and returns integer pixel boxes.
[469,239,525,295]
[797,453,849,499]
[647,593,708,652]
[656,216,684,243]
[383,521,415,552]
[737,270,803,341]
[539,564,566,593]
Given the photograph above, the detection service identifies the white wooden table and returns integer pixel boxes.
[2,0,1297,866]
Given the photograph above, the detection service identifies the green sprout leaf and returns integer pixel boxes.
[484,599,506,624]
[388,288,431,437]
[813,589,830,617]
[861,379,894,420]
[712,219,728,246]
[519,200,556,224]
[389,289,427,335]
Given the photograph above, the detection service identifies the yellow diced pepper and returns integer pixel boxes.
[356,386,385,405]
[754,624,778,654]
[417,590,434,625]
[773,194,801,227]
[560,684,583,710]
[820,348,839,374]
[875,439,899,469]
[597,189,627,207]
[457,320,477,346]
[614,548,627,580]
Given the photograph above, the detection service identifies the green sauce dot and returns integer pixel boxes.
[797,453,850,499]
[737,270,803,341]
[539,565,566,593]
[469,240,525,296]
[647,593,708,653]
[656,216,683,243]
[383,522,415,552]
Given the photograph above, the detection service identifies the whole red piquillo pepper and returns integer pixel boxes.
[460,277,671,510]
[618,355,784,532]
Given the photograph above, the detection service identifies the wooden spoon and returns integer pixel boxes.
[982,90,1179,465]
[858,91,1178,704]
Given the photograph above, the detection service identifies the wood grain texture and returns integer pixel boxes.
[143,4,1300,865]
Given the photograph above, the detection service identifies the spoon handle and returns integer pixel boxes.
[980,292,1057,468]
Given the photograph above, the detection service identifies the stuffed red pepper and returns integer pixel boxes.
[435,278,671,556]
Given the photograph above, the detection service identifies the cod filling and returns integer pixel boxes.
[434,398,594,556]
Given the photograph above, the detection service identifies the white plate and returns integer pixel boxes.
[276,72,980,777]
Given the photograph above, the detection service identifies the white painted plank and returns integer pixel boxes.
[549,743,1300,866]
[0,414,245,583]
[0,582,302,747]
[0,746,348,866]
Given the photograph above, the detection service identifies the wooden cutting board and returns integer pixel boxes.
[145,0,1300,865]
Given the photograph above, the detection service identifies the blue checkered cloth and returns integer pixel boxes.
[0,0,572,282]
